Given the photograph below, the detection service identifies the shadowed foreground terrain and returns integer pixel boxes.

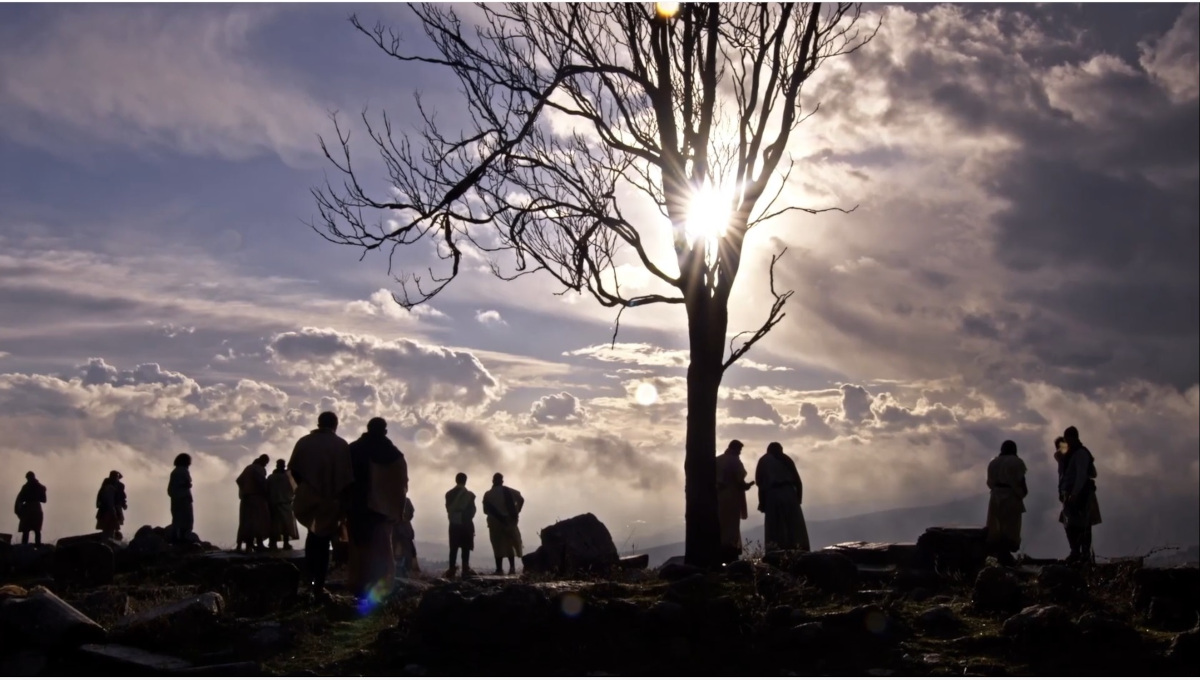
[1,524,1197,676]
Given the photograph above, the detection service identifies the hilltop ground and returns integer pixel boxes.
[1,526,1197,676]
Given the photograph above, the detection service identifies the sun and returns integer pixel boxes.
[684,183,734,251]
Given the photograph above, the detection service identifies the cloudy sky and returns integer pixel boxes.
[1,3,1196,558]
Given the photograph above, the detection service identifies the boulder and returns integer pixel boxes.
[126,525,172,559]
[53,541,116,588]
[237,621,293,660]
[0,586,106,650]
[111,592,225,650]
[1002,604,1076,646]
[7,543,55,577]
[522,513,619,574]
[413,583,553,655]
[658,557,702,582]
[1133,566,1200,612]
[1036,564,1086,603]
[784,550,859,594]
[1076,612,1141,650]
[74,643,193,674]
[723,559,756,580]
[918,604,963,635]
[916,526,988,575]
[972,566,1023,614]
[824,542,921,570]
[222,561,301,616]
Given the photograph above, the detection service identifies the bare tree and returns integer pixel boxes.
[312,2,876,567]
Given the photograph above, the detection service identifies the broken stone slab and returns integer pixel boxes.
[916,526,988,575]
[782,550,860,594]
[521,513,619,574]
[173,661,261,676]
[658,556,702,581]
[68,588,133,624]
[6,543,56,577]
[618,554,649,570]
[824,542,921,569]
[75,643,193,674]
[53,541,116,588]
[0,585,107,650]
[111,592,225,650]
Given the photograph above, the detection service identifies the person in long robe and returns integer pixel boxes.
[236,454,271,552]
[715,440,754,563]
[168,453,195,543]
[288,411,353,595]
[1053,436,1101,561]
[483,473,525,575]
[395,497,418,577]
[346,417,409,602]
[755,442,810,551]
[96,471,126,540]
[15,471,47,546]
[985,440,1028,560]
[267,459,300,550]
[1058,426,1101,564]
[444,473,477,578]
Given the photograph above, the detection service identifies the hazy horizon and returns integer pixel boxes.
[1,3,1197,560]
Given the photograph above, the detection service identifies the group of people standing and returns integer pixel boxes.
[715,440,811,563]
[985,425,1103,564]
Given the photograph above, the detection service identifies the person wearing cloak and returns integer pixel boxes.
[985,440,1028,561]
[395,497,418,577]
[168,453,194,543]
[96,471,127,540]
[1058,426,1101,564]
[267,459,300,550]
[347,417,409,601]
[15,471,47,546]
[483,473,525,575]
[444,472,477,578]
[236,454,271,552]
[754,442,810,551]
[288,411,353,595]
[715,440,754,563]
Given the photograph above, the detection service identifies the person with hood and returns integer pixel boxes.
[444,472,477,578]
[267,459,300,550]
[985,440,1028,561]
[754,442,810,551]
[482,472,525,575]
[236,454,271,552]
[15,471,47,546]
[96,470,126,540]
[715,440,755,563]
[168,453,194,543]
[347,417,409,601]
[288,411,353,596]
[1059,426,1101,564]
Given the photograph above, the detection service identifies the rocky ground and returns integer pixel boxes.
[1,522,1197,676]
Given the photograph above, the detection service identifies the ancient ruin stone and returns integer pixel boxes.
[223,561,300,616]
[0,586,106,651]
[972,566,1023,614]
[111,592,224,650]
[522,514,619,574]
[1002,604,1076,646]
[1036,564,1086,603]
[53,541,116,588]
[784,551,859,594]
[916,526,988,575]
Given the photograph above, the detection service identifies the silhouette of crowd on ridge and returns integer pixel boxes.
[14,415,1103,606]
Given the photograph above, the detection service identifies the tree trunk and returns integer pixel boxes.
[683,297,726,568]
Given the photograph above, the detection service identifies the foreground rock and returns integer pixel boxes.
[53,541,116,588]
[222,561,300,616]
[916,526,988,574]
[76,643,193,674]
[0,586,106,651]
[972,566,1024,614]
[763,550,859,594]
[522,514,619,574]
[111,592,224,651]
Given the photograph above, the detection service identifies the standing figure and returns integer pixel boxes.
[1058,426,1101,564]
[395,497,418,577]
[754,442,810,551]
[985,440,1028,562]
[483,473,525,575]
[236,454,271,552]
[347,417,409,602]
[168,453,194,543]
[288,411,353,596]
[15,471,47,546]
[95,471,126,540]
[444,472,477,578]
[267,459,299,550]
[715,440,754,563]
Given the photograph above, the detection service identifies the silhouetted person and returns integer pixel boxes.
[395,497,418,577]
[483,472,524,575]
[288,411,353,596]
[168,453,194,543]
[716,440,754,563]
[236,454,271,552]
[15,471,46,546]
[96,470,126,540]
[986,440,1028,563]
[755,442,810,551]
[267,459,299,550]
[347,417,409,602]
[444,472,477,578]
[1059,427,1101,564]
